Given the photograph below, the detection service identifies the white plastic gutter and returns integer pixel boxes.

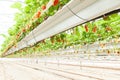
[6,0,120,55]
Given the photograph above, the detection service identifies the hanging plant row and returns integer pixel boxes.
[3,12,120,57]
[0,0,70,56]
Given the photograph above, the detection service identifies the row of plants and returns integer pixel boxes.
[0,0,70,56]
[5,12,120,57]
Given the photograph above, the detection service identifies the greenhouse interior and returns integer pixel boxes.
[0,0,120,80]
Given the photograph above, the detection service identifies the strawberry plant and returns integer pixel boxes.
[0,0,120,57]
